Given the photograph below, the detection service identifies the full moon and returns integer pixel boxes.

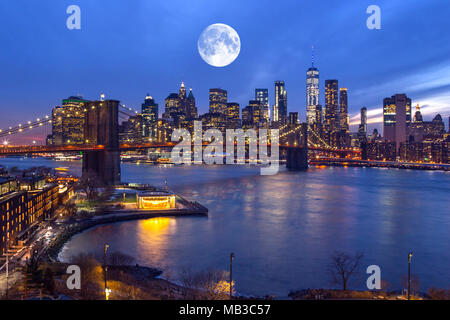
[198,23,241,67]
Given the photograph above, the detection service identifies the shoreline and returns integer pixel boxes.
[45,210,207,262]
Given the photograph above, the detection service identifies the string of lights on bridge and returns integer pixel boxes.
[0,101,359,155]
[0,102,140,141]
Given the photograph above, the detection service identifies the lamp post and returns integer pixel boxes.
[407,252,413,300]
[230,253,234,300]
[104,244,109,300]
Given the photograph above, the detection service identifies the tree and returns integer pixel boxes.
[76,173,102,201]
[69,253,103,299]
[61,200,77,217]
[43,268,55,295]
[428,287,450,300]
[178,268,234,300]
[329,251,364,291]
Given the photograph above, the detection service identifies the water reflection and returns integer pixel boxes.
[2,158,449,297]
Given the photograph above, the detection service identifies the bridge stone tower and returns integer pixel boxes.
[284,123,308,170]
[82,100,121,185]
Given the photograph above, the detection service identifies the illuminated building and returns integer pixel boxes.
[186,88,197,119]
[323,80,339,142]
[226,102,240,129]
[178,82,187,115]
[306,49,319,126]
[157,119,174,143]
[201,112,226,133]
[241,105,253,130]
[249,100,261,127]
[255,89,269,124]
[274,81,287,125]
[413,104,423,122]
[163,93,181,120]
[289,112,298,125]
[0,176,60,254]
[120,114,143,143]
[339,88,349,133]
[209,88,228,116]
[141,94,158,142]
[51,96,89,145]
[137,191,176,210]
[383,94,411,150]
[364,141,397,161]
[358,107,367,146]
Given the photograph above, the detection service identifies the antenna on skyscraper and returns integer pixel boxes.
[311,44,315,67]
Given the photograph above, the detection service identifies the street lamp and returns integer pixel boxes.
[230,253,235,300]
[408,252,413,300]
[104,244,110,300]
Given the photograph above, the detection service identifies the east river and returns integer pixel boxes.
[1,158,449,297]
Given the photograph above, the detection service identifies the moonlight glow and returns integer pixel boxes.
[198,23,241,67]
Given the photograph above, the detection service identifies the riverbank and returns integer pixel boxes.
[44,210,207,261]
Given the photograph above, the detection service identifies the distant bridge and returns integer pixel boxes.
[0,100,361,184]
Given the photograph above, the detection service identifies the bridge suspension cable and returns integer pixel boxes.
[0,116,52,139]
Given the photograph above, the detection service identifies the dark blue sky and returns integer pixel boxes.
[1,0,449,143]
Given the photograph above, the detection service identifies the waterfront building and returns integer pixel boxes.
[136,191,176,210]
[209,88,228,116]
[0,176,61,255]
[51,96,89,145]
[141,94,159,142]
[274,81,287,125]
[364,141,397,161]
[383,94,412,151]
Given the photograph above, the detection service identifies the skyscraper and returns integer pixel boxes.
[255,89,269,124]
[383,94,412,150]
[306,49,319,126]
[274,81,287,125]
[51,96,89,145]
[141,94,158,141]
[186,88,197,119]
[289,112,299,125]
[249,100,261,127]
[339,88,349,133]
[163,93,181,120]
[324,80,339,140]
[358,107,367,143]
[413,104,422,122]
[226,102,240,128]
[209,88,228,115]
[178,81,187,115]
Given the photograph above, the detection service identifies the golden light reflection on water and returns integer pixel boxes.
[135,218,177,261]
[139,217,175,233]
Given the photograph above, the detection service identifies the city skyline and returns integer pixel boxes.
[1,0,450,143]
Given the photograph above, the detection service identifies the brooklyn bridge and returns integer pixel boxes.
[0,100,361,184]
